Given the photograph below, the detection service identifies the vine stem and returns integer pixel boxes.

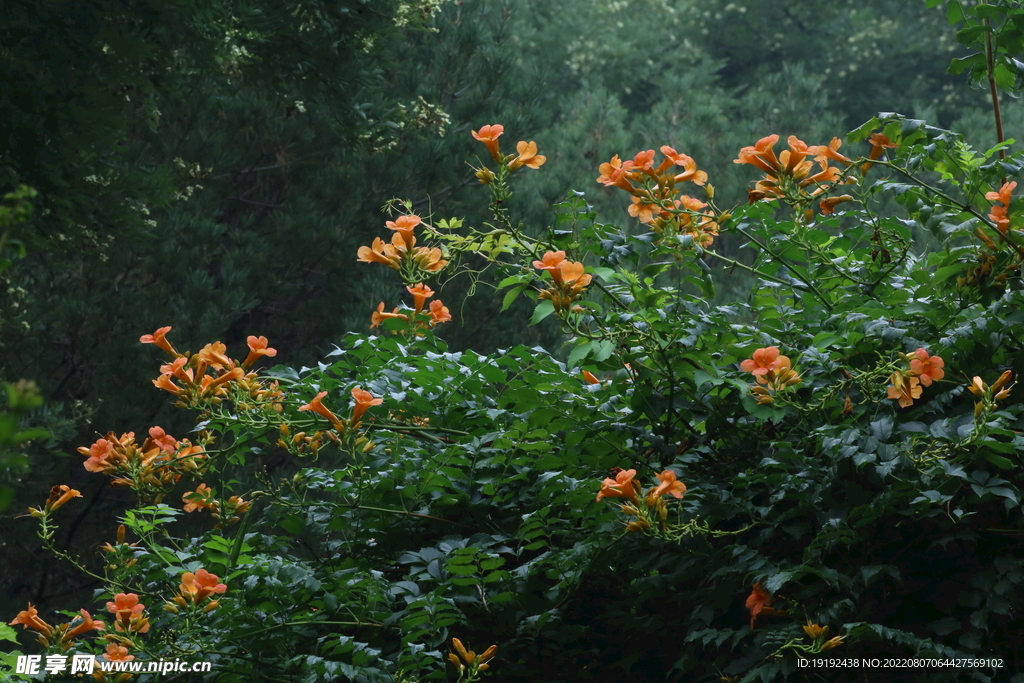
[984,16,1007,183]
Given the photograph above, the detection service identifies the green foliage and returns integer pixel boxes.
[10,2,1024,682]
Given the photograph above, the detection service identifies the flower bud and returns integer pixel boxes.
[475,167,496,185]
[203,600,220,613]
[992,370,1013,391]
[820,636,844,651]
[117,525,126,545]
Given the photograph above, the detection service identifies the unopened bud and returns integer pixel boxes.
[705,183,715,200]
[974,401,984,418]
[992,370,1013,391]
[475,167,496,185]
[279,423,290,437]
[117,525,126,544]
[203,600,220,613]
[362,441,375,452]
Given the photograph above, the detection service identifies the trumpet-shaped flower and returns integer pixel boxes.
[740,347,785,377]
[428,299,452,325]
[507,140,546,171]
[986,181,1016,233]
[371,302,409,329]
[243,335,277,368]
[9,603,54,637]
[648,469,687,500]
[407,282,434,314]
[351,387,383,424]
[45,484,82,512]
[908,348,945,387]
[745,583,771,629]
[887,372,922,408]
[298,391,340,425]
[139,326,176,356]
[596,468,639,503]
[183,483,217,513]
[386,214,421,249]
[471,124,504,161]
[357,237,403,270]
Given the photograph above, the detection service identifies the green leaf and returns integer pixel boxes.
[947,1,965,26]
[567,341,592,369]
[986,454,1015,470]
[530,300,555,325]
[501,283,530,312]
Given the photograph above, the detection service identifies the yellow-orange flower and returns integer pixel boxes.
[178,568,227,604]
[197,341,233,370]
[351,387,383,424]
[471,124,504,161]
[660,145,708,185]
[357,237,403,270]
[887,372,922,408]
[803,622,830,640]
[908,348,945,387]
[45,484,82,512]
[63,609,104,641]
[862,133,898,173]
[986,181,1016,233]
[106,593,150,634]
[745,583,771,629]
[407,282,434,314]
[101,643,135,663]
[740,347,785,378]
[370,302,409,329]
[596,154,635,192]
[298,391,340,425]
[581,370,601,385]
[243,336,277,369]
[9,603,54,637]
[648,469,687,500]
[532,251,567,283]
[183,483,217,513]
[508,140,546,171]
[820,194,853,215]
[428,299,452,325]
[386,214,421,249]
[596,468,639,503]
[139,326,176,356]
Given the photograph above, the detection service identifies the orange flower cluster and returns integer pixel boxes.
[9,604,104,651]
[182,484,251,525]
[164,569,227,614]
[371,282,452,333]
[357,214,448,275]
[986,181,1016,233]
[106,593,150,635]
[448,638,498,674]
[533,251,592,313]
[471,124,546,173]
[596,468,687,532]
[77,426,206,498]
[597,146,718,246]
[735,135,850,209]
[295,385,384,451]
[740,347,801,405]
[888,348,945,408]
[144,328,282,411]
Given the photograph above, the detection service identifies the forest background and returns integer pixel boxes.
[0,0,1020,636]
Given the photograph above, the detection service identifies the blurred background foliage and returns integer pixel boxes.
[1,0,1020,618]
